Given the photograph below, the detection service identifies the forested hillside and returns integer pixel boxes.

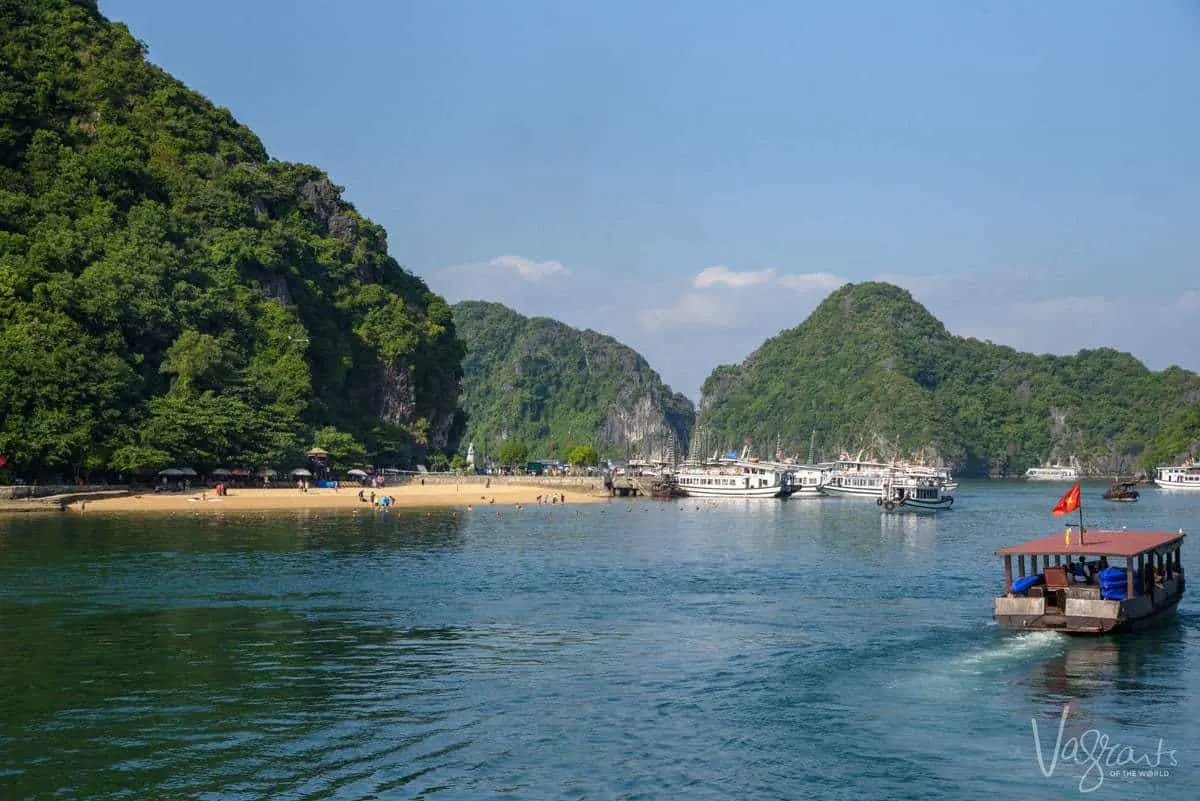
[698,282,1200,476]
[453,301,694,463]
[1141,404,1200,470]
[0,0,464,480]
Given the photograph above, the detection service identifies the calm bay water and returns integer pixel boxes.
[1,481,1198,800]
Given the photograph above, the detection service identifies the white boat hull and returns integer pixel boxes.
[879,496,954,512]
[822,483,885,499]
[675,457,794,500]
[1154,479,1200,491]
[680,485,791,499]
[1025,468,1078,481]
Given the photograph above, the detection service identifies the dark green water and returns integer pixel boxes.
[1,482,1197,799]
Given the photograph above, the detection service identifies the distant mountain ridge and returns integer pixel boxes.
[697,282,1200,476]
[452,301,694,462]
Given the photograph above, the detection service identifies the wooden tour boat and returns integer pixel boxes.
[1102,480,1139,503]
[649,476,687,500]
[994,529,1185,634]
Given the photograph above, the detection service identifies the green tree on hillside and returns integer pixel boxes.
[566,444,599,466]
[312,427,368,472]
[497,441,530,467]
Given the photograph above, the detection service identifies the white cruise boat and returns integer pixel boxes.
[878,473,954,512]
[674,459,793,499]
[820,459,893,498]
[1154,462,1200,491]
[754,460,829,497]
[820,457,958,500]
[904,462,959,492]
[787,464,829,497]
[1024,465,1078,481]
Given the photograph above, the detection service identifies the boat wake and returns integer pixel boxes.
[951,630,1064,672]
[888,630,1064,701]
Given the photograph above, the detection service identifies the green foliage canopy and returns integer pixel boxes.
[497,441,530,467]
[566,444,599,466]
[311,426,368,472]
[1140,400,1200,469]
[0,0,464,480]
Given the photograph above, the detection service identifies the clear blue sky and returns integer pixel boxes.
[102,0,1200,399]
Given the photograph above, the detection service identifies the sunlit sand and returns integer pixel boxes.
[70,481,611,514]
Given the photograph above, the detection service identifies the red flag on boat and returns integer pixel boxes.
[1052,483,1081,517]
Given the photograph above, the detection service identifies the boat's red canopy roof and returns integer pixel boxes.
[996,530,1185,558]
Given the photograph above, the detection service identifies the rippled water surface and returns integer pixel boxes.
[2,481,1198,799]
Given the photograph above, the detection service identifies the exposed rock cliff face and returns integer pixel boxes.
[300,177,358,241]
[452,301,694,461]
[600,394,690,461]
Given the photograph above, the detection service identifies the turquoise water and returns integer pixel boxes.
[1,481,1197,799]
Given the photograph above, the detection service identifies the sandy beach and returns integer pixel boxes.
[68,481,612,514]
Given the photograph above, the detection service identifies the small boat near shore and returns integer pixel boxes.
[649,475,687,500]
[994,529,1185,634]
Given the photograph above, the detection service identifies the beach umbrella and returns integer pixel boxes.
[179,467,198,476]
[306,448,328,457]
[158,468,185,476]
[346,468,369,478]
[230,468,251,476]
[290,468,313,477]
[257,467,278,477]
[210,468,233,476]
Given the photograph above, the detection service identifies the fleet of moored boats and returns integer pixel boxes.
[654,450,1200,514]
[665,451,958,511]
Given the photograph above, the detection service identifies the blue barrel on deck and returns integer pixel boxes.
[1098,566,1139,600]
[1011,574,1044,594]
[1099,567,1126,584]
